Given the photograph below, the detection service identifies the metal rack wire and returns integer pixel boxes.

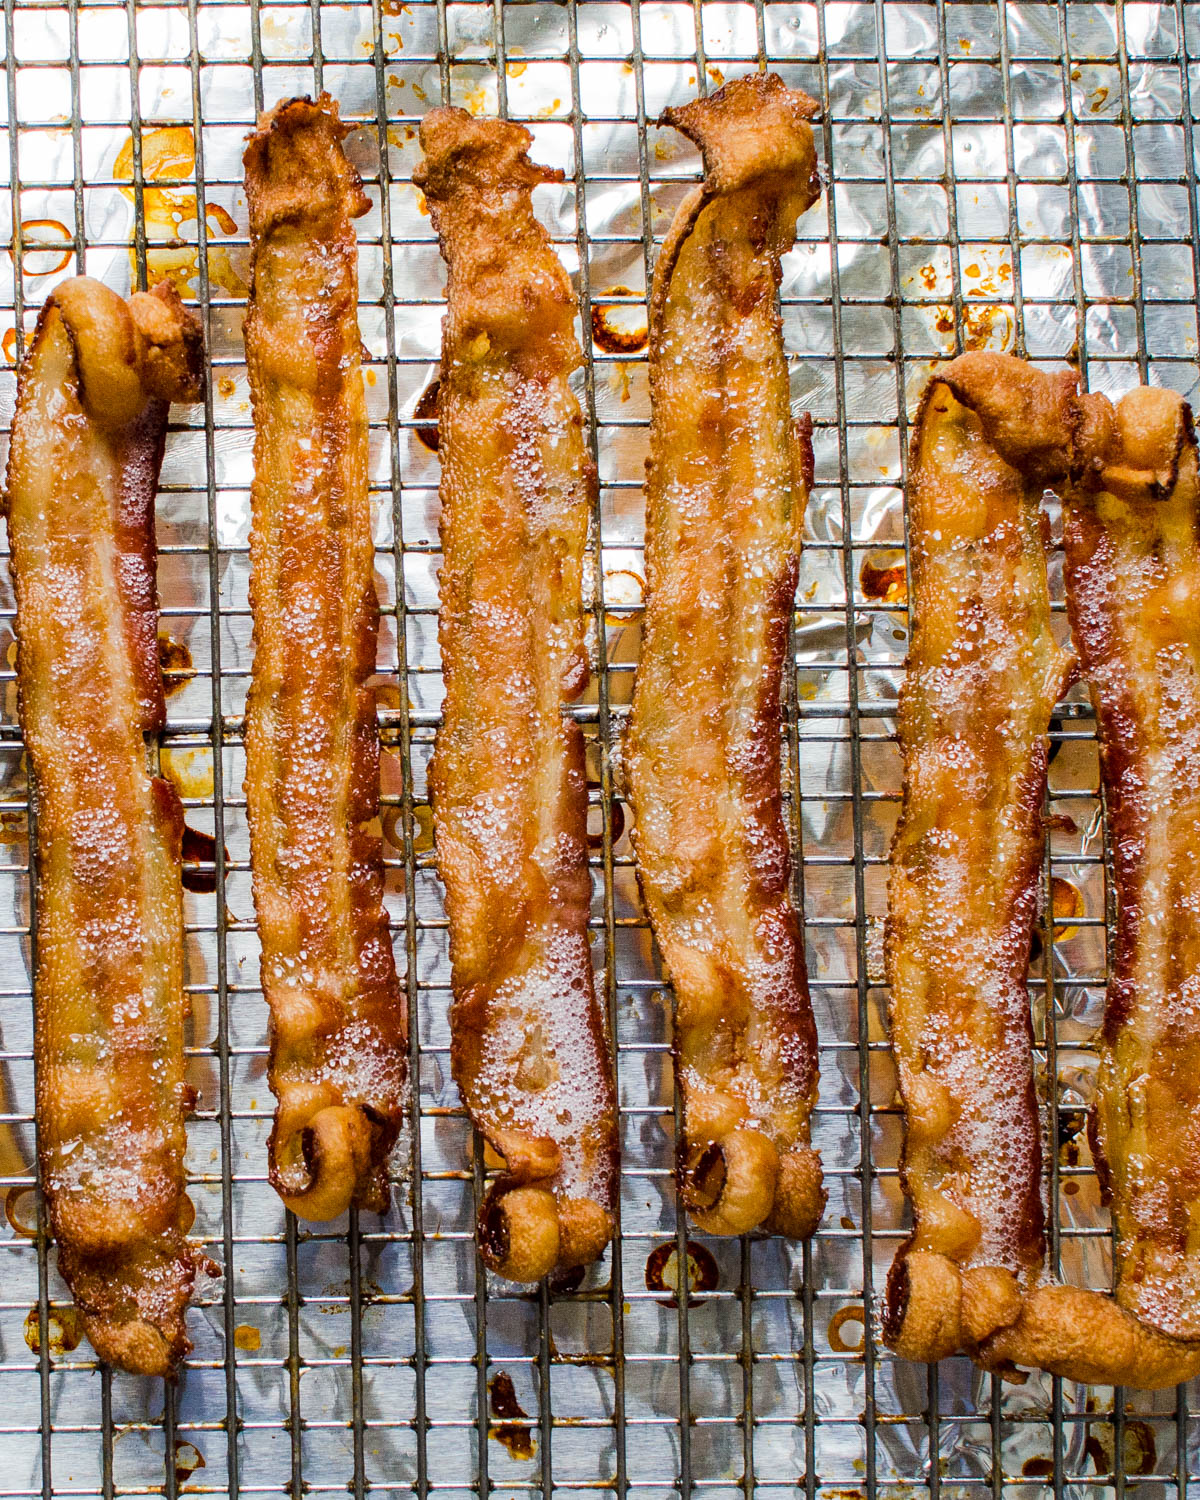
[0,0,1196,1495]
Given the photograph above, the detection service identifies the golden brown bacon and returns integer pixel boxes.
[1061,387,1200,1346]
[6,275,207,1375]
[243,95,407,1221]
[883,356,1075,1361]
[416,108,618,1281]
[885,352,1200,1388]
[625,73,825,1239]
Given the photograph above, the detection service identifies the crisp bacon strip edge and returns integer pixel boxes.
[625,72,826,1240]
[417,106,618,1281]
[6,274,209,1375]
[885,352,1200,1388]
[243,95,408,1222]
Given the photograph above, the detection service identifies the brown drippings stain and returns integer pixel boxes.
[919,264,938,291]
[644,1240,719,1308]
[0,809,25,844]
[234,1322,261,1352]
[488,1370,536,1461]
[16,219,72,278]
[1085,1418,1156,1477]
[1022,1457,1054,1479]
[5,1183,37,1237]
[414,378,440,451]
[382,801,434,854]
[1089,85,1110,113]
[1046,811,1078,834]
[207,202,238,235]
[181,824,226,894]
[2,326,23,364]
[549,1263,586,1296]
[591,288,648,354]
[586,796,625,849]
[1051,875,1084,942]
[23,1303,83,1356]
[828,1303,867,1353]
[158,632,194,698]
[217,375,237,400]
[860,552,907,605]
[174,1439,206,1487]
[932,303,1014,352]
[161,746,215,801]
[382,0,409,14]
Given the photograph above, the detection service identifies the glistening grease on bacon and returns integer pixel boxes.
[417,108,618,1281]
[1060,388,1200,1349]
[5,275,209,1375]
[625,73,825,1239]
[243,96,407,1221]
[885,352,1200,1388]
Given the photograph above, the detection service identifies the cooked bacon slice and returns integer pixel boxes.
[624,73,825,1239]
[416,108,617,1282]
[243,95,407,1221]
[884,352,1200,1388]
[1061,386,1200,1346]
[6,275,207,1375]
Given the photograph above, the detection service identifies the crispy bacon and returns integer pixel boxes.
[1061,386,1200,1346]
[5,275,208,1375]
[243,95,407,1221]
[884,352,1200,1387]
[624,73,825,1239]
[416,108,618,1281]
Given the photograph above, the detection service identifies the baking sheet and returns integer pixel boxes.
[0,0,1197,1494]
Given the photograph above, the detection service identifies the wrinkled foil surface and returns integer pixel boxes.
[0,0,1197,1494]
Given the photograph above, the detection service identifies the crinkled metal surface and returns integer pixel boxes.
[0,0,1197,1494]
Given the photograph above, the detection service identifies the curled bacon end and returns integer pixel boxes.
[887,353,1200,1387]
[626,73,825,1240]
[416,107,618,1279]
[6,275,210,1375]
[243,95,407,1222]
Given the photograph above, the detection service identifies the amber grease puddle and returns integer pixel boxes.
[860,552,907,606]
[488,1370,536,1461]
[181,824,227,894]
[23,1303,83,1357]
[644,1240,719,1309]
[114,126,244,295]
[828,1303,866,1354]
[158,632,195,699]
[591,287,648,355]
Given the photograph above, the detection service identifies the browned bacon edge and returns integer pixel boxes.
[884,352,1200,1389]
[625,73,826,1241]
[243,95,408,1222]
[6,275,210,1375]
[417,106,618,1281]
[1063,385,1200,1346]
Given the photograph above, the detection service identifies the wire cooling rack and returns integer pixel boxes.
[0,0,1198,1495]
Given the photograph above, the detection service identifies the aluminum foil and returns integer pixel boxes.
[0,0,1197,1494]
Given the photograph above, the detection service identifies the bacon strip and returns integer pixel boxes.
[416,108,618,1281]
[5,275,207,1374]
[625,73,825,1239]
[885,352,1200,1387]
[1060,387,1200,1345]
[243,95,407,1221]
